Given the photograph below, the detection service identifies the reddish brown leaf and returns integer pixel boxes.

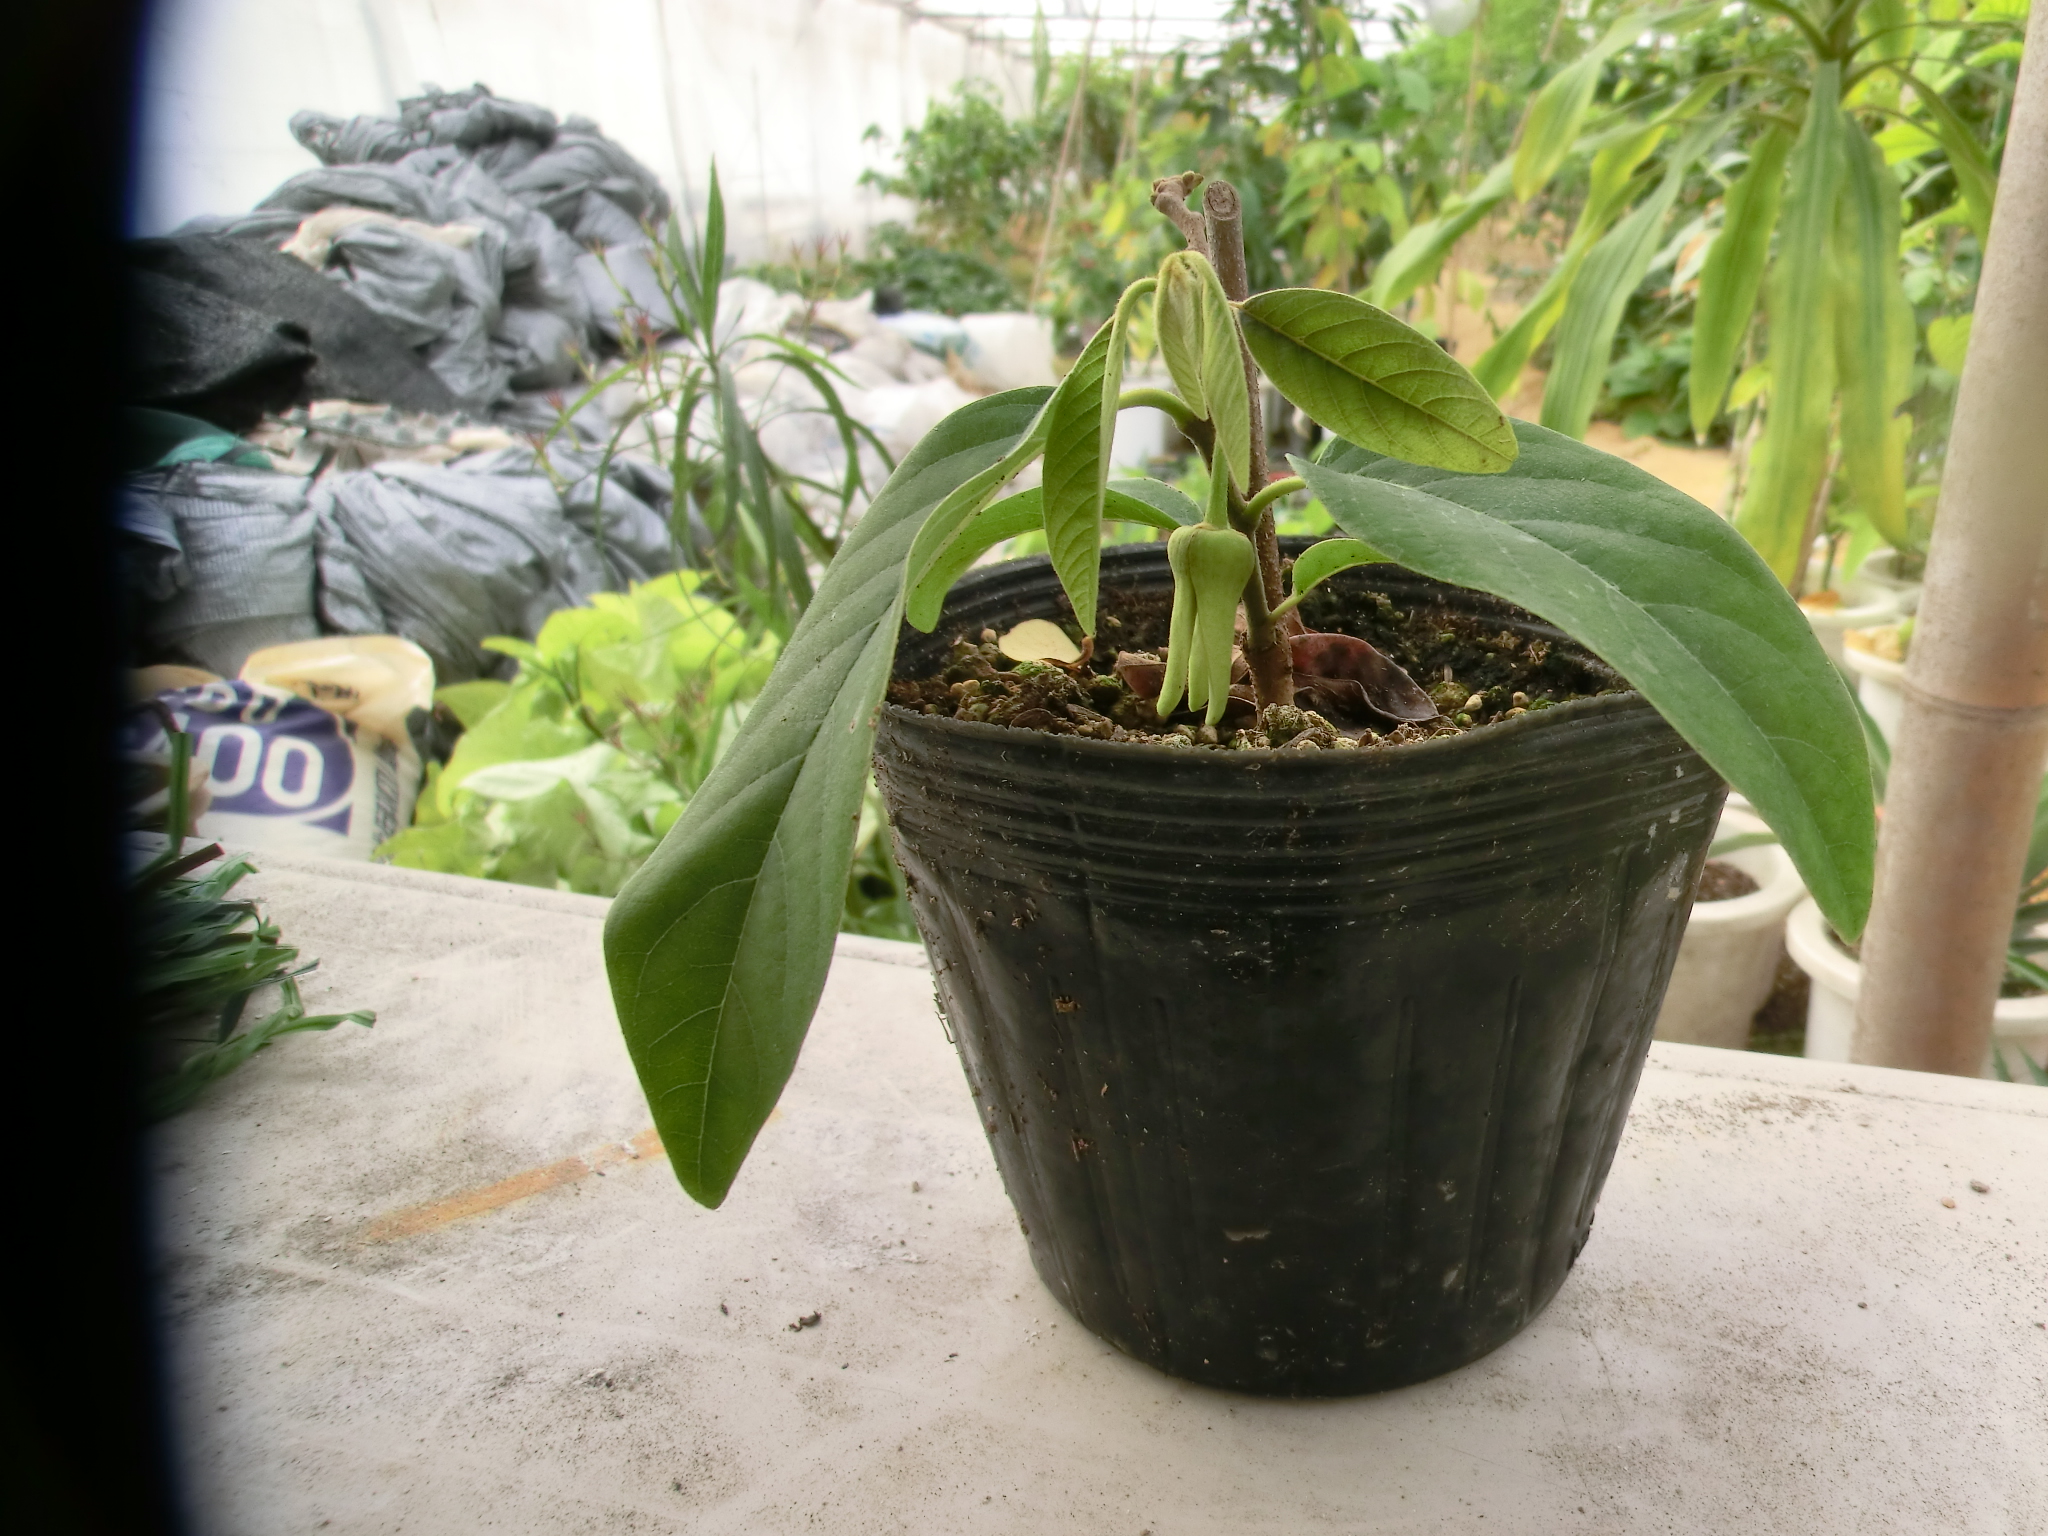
[1289,631,1437,722]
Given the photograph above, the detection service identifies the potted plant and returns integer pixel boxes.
[604,179,1871,1395]
[1653,806,1807,1051]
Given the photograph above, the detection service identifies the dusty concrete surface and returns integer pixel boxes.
[155,856,2047,1534]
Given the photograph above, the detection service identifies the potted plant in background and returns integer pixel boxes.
[603,177,1871,1396]
[1652,805,1808,1051]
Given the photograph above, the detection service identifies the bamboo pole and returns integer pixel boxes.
[1851,1,2048,1074]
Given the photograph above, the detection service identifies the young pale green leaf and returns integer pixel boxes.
[902,398,1053,630]
[1832,123,1915,549]
[1736,64,1845,585]
[1287,537,1388,601]
[1155,252,1208,419]
[1512,11,1651,201]
[1688,126,1791,441]
[1540,125,1712,440]
[903,484,1194,623]
[1240,288,1516,474]
[1301,422,1875,940]
[1040,304,1129,635]
[1107,477,1203,527]
[605,388,1051,1208]
[1365,159,1513,310]
[1202,270,1254,495]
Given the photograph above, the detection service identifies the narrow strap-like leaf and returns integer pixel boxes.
[1241,288,1516,474]
[1832,122,1915,549]
[1540,122,1716,441]
[605,388,1051,1208]
[1511,10,1652,201]
[1304,422,1875,941]
[1735,63,1846,586]
[1898,72,1998,248]
[1688,126,1790,442]
[1366,159,1513,310]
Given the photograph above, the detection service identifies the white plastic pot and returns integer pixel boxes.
[1784,897,2048,1077]
[1800,578,1901,668]
[1841,640,1905,743]
[1855,546,1923,614]
[1654,809,1806,1049]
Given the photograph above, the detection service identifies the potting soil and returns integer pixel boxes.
[888,569,1620,750]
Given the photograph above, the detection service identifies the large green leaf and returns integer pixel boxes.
[1240,288,1517,474]
[1832,122,1915,549]
[1365,159,1513,310]
[1512,11,1652,202]
[1736,63,1845,586]
[1301,422,1874,940]
[1688,126,1791,442]
[1540,125,1712,440]
[605,388,1051,1207]
[1040,305,1128,635]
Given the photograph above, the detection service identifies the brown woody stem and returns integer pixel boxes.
[1199,178,1298,710]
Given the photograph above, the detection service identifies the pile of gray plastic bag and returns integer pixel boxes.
[187,82,673,411]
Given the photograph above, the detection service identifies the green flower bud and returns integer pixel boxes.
[1157,524,1255,726]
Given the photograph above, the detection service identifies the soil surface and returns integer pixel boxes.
[1695,860,1760,902]
[889,576,1619,752]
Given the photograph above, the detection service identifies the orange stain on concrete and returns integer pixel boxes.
[363,1126,664,1241]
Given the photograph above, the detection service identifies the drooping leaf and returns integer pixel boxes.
[1240,288,1516,474]
[1287,537,1388,601]
[1736,63,1846,586]
[1832,122,1915,549]
[898,483,1192,625]
[1366,159,1513,310]
[605,388,1051,1207]
[1512,11,1652,202]
[902,396,1054,631]
[1541,126,1712,440]
[1301,422,1875,940]
[1689,126,1791,441]
[1040,303,1129,635]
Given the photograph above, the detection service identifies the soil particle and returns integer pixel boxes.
[1696,860,1761,902]
[788,1311,822,1332]
[892,579,1612,750]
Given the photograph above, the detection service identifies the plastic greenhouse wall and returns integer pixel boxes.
[133,0,1031,257]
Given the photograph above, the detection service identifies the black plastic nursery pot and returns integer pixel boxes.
[872,542,1725,1397]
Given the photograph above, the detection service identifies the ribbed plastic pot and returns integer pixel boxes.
[873,543,1725,1397]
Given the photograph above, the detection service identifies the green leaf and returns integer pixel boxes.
[1689,126,1791,441]
[1107,477,1203,527]
[901,396,1054,631]
[1736,64,1846,586]
[1366,159,1513,310]
[1040,292,1135,635]
[1927,313,1972,375]
[1240,288,1516,474]
[1833,123,1915,550]
[1512,11,1651,202]
[605,388,1051,1207]
[1288,537,1388,600]
[1474,123,1664,403]
[1898,72,1998,248]
[1155,252,1209,420]
[1301,421,1876,940]
[1203,271,1253,496]
[897,482,1189,619]
[1540,127,1710,440]
[436,679,512,730]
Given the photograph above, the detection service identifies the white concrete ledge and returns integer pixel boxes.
[155,857,2048,1533]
